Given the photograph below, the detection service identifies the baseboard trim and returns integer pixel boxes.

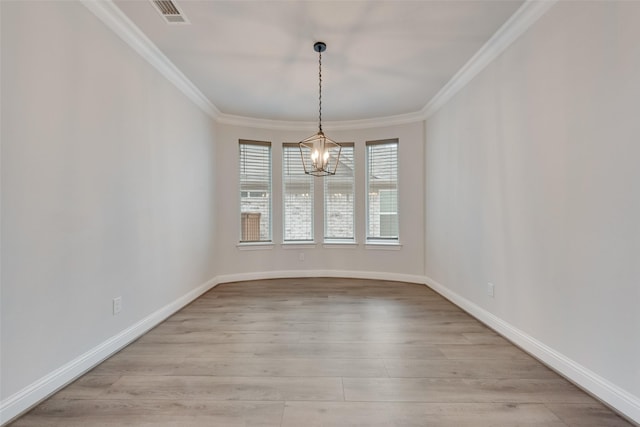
[0,270,424,425]
[0,276,220,426]
[214,269,427,286]
[5,272,636,425]
[423,275,640,425]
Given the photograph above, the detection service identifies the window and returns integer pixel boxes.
[283,143,314,242]
[324,143,355,241]
[366,139,398,241]
[239,140,271,242]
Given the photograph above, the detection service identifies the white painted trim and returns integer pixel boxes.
[0,270,421,425]
[80,0,220,120]
[423,275,640,425]
[11,270,636,425]
[217,1,557,128]
[365,242,403,251]
[214,270,426,286]
[322,242,358,249]
[0,277,220,426]
[80,1,556,132]
[0,2,4,421]
[236,243,274,251]
[216,110,427,132]
[423,0,557,118]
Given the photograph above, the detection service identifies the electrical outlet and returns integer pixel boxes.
[113,296,122,315]
[298,252,305,262]
[487,283,495,298]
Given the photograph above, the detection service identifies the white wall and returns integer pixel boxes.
[215,122,425,280]
[425,1,639,420]
[0,0,217,414]
[4,0,638,424]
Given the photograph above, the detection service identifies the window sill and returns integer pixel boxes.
[365,241,402,250]
[237,242,274,251]
[281,242,317,249]
[323,241,358,249]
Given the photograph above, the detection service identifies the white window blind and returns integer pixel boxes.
[366,139,398,240]
[283,143,314,242]
[239,140,271,242]
[324,143,355,241]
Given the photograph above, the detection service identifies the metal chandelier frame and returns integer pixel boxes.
[298,41,341,177]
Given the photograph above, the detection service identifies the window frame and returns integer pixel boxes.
[238,139,272,245]
[282,142,315,243]
[365,139,400,244]
[323,142,355,243]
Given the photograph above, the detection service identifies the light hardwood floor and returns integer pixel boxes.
[10,278,632,426]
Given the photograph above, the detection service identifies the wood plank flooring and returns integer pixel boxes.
[9,278,632,426]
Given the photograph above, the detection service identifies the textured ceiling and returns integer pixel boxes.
[114,0,524,122]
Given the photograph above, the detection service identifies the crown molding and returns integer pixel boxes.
[82,0,556,130]
[80,0,220,120]
[216,109,427,132]
[216,114,316,132]
[213,0,558,128]
[422,0,557,119]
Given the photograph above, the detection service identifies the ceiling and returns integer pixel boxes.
[114,0,524,122]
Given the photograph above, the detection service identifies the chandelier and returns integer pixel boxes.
[298,42,341,176]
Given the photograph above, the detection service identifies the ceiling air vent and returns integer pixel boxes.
[150,0,190,24]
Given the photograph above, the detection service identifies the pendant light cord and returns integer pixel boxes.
[318,49,322,133]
